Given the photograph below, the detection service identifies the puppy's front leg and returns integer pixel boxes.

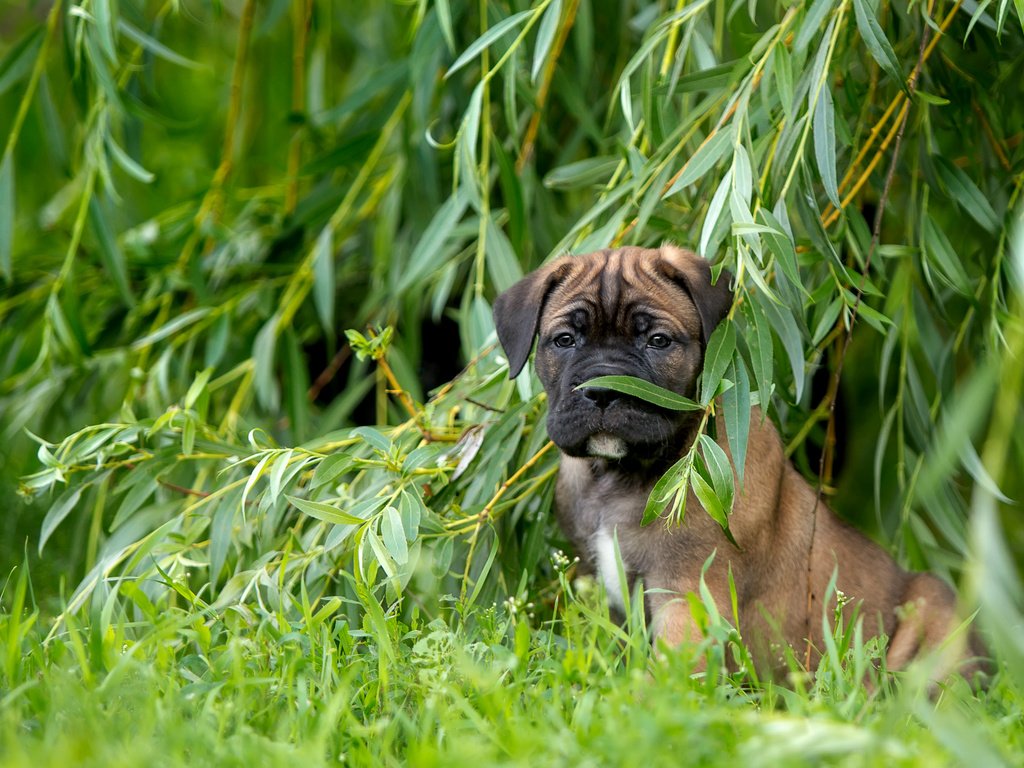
[647,570,731,666]
[649,592,702,648]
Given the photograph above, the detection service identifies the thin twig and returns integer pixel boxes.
[159,478,212,499]
[307,344,351,402]
[802,18,933,671]
[456,440,557,529]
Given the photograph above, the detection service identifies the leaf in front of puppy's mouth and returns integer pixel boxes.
[576,375,700,411]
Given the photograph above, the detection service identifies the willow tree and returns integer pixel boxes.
[0,0,1021,676]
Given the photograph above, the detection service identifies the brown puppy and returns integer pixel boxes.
[493,245,985,679]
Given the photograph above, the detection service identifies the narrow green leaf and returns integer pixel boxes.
[762,298,806,402]
[0,28,42,97]
[312,227,335,334]
[457,83,484,191]
[39,486,83,554]
[700,321,736,406]
[794,0,837,55]
[722,359,750,485]
[253,315,279,412]
[181,414,196,456]
[774,45,794,117]
[933,156,1001,233]
[730,189,762,259]
[311,453,355,490]
[812,84,841,208]
[532,0,562,82]
[110,476,156,531]
[665,130,732,196]
[184,367,214,410]
[283,328,310,443]
[576,375,700,411]
[132,307,211,348]
[208,502,233,586]
[93,0,118,64]
[105,134,155,183]
[88,198,135,305]
[700,169,733,258]
[1014,0,1024,34]
[693,454,740,548]
[852,0,905,88]
[381,505,409,565]
[699,433,735,509]
[398,490,425,541]
[691,467,725,525]
[811,296,843,345]
[484,216,523,293]
[399,188,469,290]
[365,526,397,581]
[922,215,972,295]
[744,298,774,401]
[671,61,739,94]
[435,0,457,52]
[759,209,806,294]
[446,10,533,79]
[960,440,1012,503]
[873,405,897,518]
[351,426,392,454]
[642,455,690,525]
[269,449,294,502]
[733,144,753,203]
[285,494,364,526]
[241,452,274,512]
[0,153,12,280]
[543,157,619,190]
[117,20,203,69]
[915,91,950,106]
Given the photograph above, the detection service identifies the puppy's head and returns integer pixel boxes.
[493,246,732,464]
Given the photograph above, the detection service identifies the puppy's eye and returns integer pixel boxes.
[553,333,576,348]
[647,334,672,349]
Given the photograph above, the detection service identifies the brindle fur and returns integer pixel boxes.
[493,245,986,679]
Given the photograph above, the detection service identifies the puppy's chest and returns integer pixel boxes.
[561,470,701,612]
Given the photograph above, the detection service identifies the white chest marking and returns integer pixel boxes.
[592,527,627,613]
[587,433,628,459]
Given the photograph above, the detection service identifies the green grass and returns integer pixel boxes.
[3,560,1022,768]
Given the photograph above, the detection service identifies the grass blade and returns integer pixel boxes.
[0,154,12,280]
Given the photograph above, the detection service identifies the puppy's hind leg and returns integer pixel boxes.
[885,573,984,681]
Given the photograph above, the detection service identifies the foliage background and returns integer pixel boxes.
[1,0,1024,764]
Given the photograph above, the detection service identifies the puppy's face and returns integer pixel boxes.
[494,246,731,464]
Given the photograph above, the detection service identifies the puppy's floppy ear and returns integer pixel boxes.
[657,246,733,345]
[493,261,570,377]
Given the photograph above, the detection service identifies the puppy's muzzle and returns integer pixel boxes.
[579,385,621,410]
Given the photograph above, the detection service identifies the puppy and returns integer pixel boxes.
[493,245,985,679]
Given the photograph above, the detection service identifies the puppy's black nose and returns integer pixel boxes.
[581,386,619,409]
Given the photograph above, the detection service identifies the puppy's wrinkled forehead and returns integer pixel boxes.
[539,248,703,339]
